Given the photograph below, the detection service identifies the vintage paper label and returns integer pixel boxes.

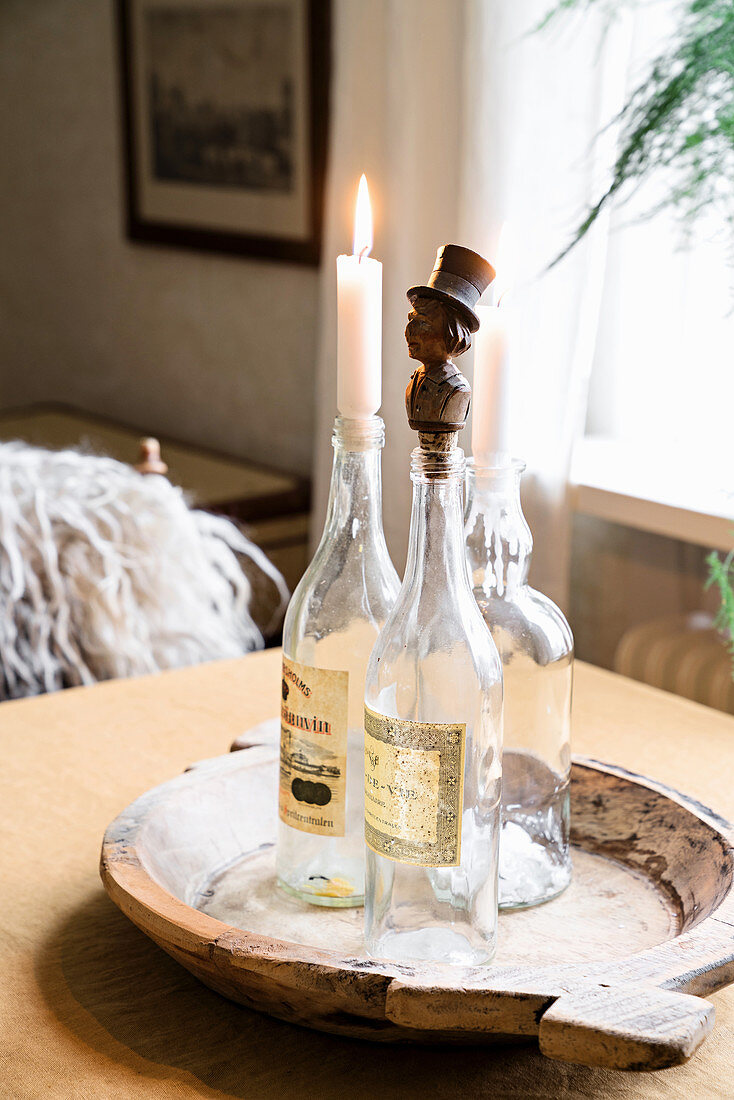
[364,706,465,867]
[279,657,349,837]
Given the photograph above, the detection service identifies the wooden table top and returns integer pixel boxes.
[2,650,734,1099]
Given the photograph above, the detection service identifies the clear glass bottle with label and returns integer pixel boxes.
[276,415,399,907]
[465,456,573,909]
[364,444,503,964]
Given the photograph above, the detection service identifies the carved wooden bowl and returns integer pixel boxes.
[100,735,734,1071]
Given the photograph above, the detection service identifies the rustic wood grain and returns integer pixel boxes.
[100,745,734,1069]
[538,987,715,1070]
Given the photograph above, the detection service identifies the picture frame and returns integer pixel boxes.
[117,0,330,265]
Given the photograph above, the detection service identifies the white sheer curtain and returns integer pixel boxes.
[586,4,734,475]
[311,0,633,608]
[311,0,467,565]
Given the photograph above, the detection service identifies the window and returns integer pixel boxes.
[573,1,734,545]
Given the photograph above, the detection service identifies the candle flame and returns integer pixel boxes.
[494,222,515,306]
[353,174,373,260]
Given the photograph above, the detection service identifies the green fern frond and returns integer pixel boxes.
[706,549,734,675]
[545,0,734,263]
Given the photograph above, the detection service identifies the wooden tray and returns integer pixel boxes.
[100,730,734,1071]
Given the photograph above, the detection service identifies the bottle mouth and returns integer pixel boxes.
[468,453,526,476]
[333,415,385,451]
[410,445,465,482]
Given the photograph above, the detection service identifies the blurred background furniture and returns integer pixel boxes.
[0,431,293,700]
[0,404,311,597]
[614,612,734,716]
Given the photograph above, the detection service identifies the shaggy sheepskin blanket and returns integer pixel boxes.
[0,442,288,699]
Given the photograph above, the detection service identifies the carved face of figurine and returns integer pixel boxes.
[405,297,471,367]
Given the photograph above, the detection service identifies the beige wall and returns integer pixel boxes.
[0,0,319,474]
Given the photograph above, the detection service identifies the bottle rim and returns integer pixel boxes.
[410,445,465,482]
[467,453,526,476]
[332,415,385,451]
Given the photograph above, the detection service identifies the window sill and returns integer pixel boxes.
[570,439,733,551]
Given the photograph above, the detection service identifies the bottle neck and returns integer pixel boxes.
[321,416,387,544]
[403,446,472,596]
[465,457,532,597]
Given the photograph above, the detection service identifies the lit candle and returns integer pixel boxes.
[472,224,513,464]
[336,175,382,419]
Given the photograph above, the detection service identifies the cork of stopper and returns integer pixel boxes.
[417,430,458,453]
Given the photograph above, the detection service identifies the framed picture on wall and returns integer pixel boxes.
[118,0,330,265]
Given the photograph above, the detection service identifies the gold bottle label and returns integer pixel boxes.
[364,705,465,867]
[279,657,349,837]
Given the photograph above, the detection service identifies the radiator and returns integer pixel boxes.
[614,612,734,715]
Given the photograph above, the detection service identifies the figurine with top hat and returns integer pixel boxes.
[363,245,504,967]
[405,244,494,440]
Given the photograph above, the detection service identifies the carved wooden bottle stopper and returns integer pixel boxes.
[405,244,496,456]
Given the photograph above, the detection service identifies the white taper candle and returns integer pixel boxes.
[472,303,508,464]
[336,176,382,419]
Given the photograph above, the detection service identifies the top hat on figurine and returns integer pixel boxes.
[407,244,496,333]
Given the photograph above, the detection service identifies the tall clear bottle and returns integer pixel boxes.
[364,244,501,965]
[364,444,503,964]
[465,456,573,909]
[277,415,399,906]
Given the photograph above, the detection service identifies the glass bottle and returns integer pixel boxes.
[364,445,503,965]
[276,415,399,907]
[465,456,573,909]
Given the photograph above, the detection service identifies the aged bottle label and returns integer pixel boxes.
[364,706,465,867]
[279,657,349,837]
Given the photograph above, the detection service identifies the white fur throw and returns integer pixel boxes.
[0,442,288,699]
